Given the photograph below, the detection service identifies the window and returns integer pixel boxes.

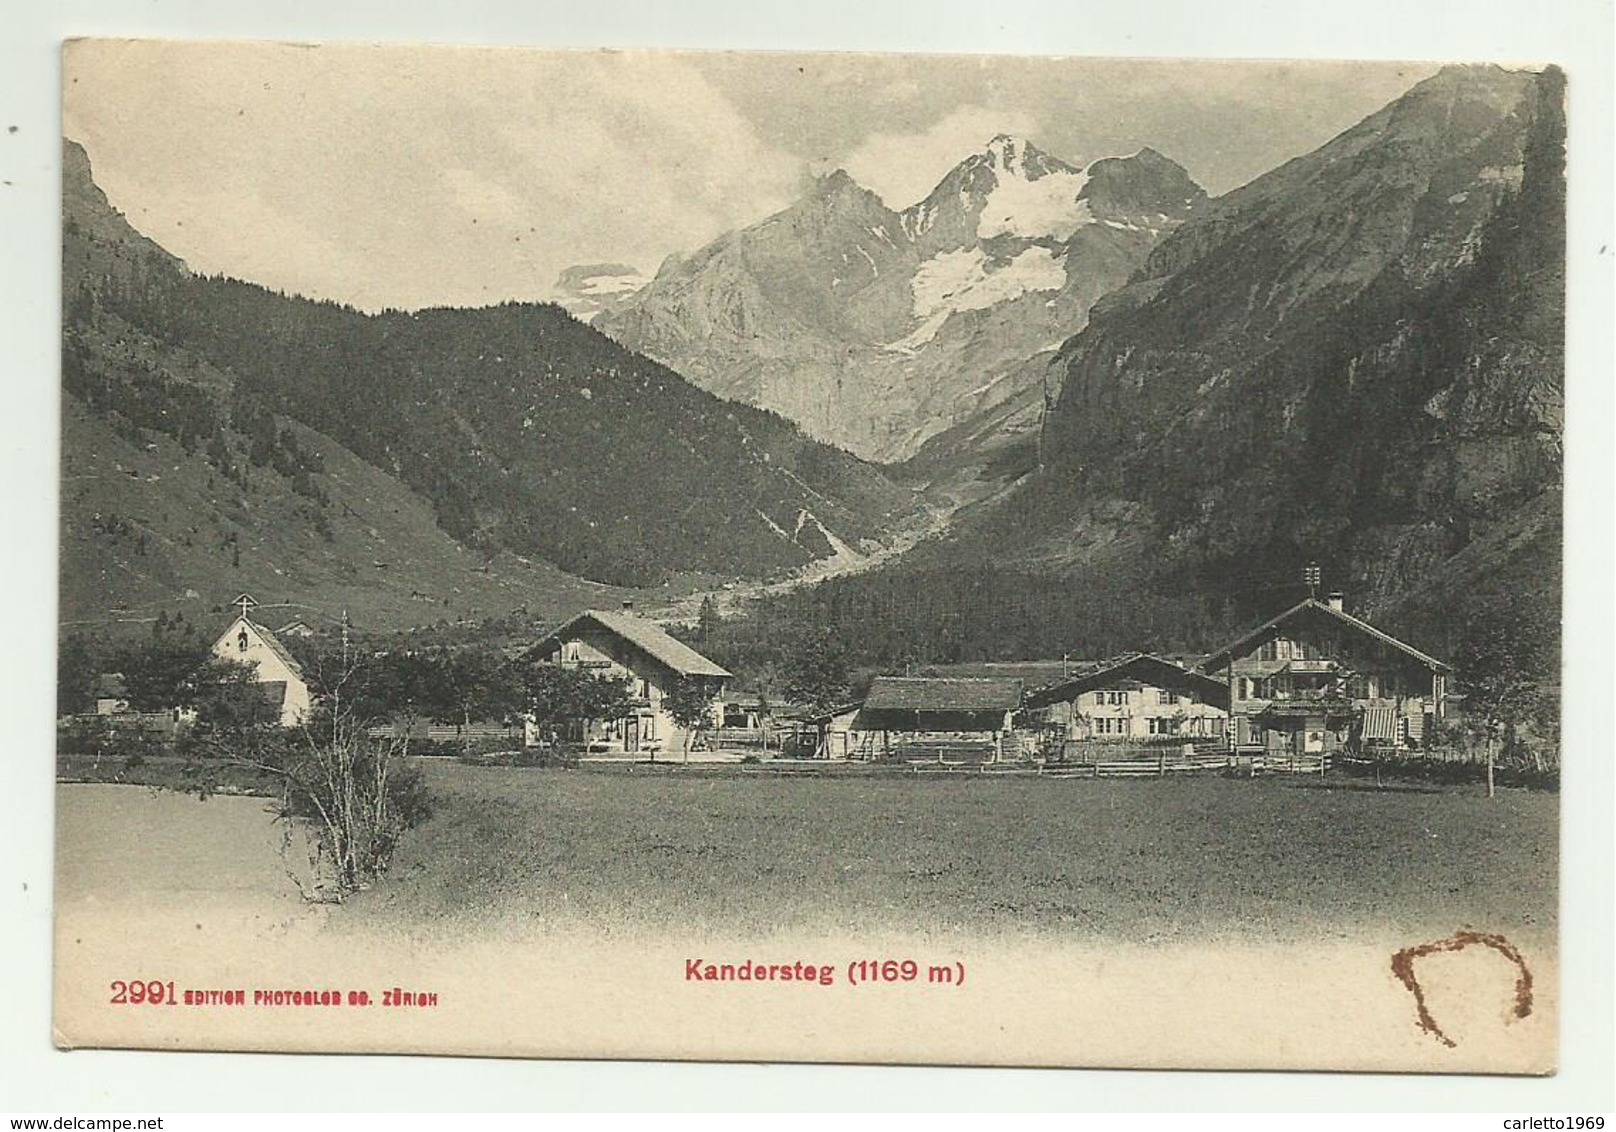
[1260,640,1278,661]
[237,629,249,652]
[1157,689,1174,706]
[1105,690,1129,706]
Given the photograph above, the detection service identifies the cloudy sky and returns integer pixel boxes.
[63,41,1435,312]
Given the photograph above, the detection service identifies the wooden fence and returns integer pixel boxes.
[706,727,785,753]
[365,721,524,747]
[1040,745,1329,779]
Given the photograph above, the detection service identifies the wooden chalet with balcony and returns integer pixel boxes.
[1196,592,1450,758]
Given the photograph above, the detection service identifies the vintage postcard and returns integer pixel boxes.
[55,40,1565,1072]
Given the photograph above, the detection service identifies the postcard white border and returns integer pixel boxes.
[4,0,1612,1113]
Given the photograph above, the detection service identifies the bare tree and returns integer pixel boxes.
[188,650,431,901]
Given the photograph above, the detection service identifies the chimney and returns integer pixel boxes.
[1325,591,1345,612]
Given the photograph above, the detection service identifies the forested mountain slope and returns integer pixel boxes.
[62,138,917,631]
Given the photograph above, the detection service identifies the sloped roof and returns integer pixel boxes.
[527,609,732,679]
[723,691,772,709]
[863,676,1023,713]
[916,660,1074,686]
[1196,598,1450,674]
[249,621,307,678]
[1026,653,1230,710]
[212,617,306,679]
[797,701,865,726]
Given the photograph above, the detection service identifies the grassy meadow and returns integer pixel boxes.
[345,760,1558,945]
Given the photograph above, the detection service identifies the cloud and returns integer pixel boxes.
[63,43,802,311]
[840,105,1042,209]
[62,44,1433,309]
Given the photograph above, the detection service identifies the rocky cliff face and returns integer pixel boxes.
[995,64,1564,644]
[598,138,1205,461]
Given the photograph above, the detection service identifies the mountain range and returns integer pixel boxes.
[597,136,1206,462]
[776,63,1564,664]
[61,139,918,631]
[61,61,1564,671]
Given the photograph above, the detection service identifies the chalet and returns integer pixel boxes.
[523,607,731,754]
[1025,653,1229,741]
[1196,592,1450,757]
[852,676,1024,761]
[210,598,312,728]
[859,676,1022,732]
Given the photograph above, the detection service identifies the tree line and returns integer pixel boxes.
[57,631,656,746]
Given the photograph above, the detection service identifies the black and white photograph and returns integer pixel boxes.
[41,32,1590,1079]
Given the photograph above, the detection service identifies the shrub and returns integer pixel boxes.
[256,718,431,898]
[1333,752,1558,792]
[511,745,580,769]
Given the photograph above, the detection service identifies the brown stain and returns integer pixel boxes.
[1390,930,1534,1048]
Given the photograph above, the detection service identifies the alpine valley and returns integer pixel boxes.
[61,139,919,631]
[61,62,1563,670]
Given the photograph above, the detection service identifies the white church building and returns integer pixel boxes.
[210,595,312,728]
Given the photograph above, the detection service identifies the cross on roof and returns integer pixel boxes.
[231,593,258,620]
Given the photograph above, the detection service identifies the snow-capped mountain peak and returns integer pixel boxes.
[598,136,1206,460]
[985,134,1029,176]
[978,134,1075,181]
[551,262,651,322]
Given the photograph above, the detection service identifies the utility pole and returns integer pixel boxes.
[1304,562,1321,600]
